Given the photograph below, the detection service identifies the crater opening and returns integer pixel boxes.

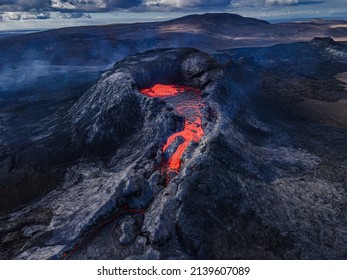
[140,84,205,179]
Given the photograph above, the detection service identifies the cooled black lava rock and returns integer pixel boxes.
[0,48,226,259]
[1,45,346,260]
[0,48,222,212]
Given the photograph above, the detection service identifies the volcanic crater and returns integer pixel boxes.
[1,42,346,260]
[0,48,226,259]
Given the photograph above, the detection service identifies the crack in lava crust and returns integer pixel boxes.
[140,84,205,177]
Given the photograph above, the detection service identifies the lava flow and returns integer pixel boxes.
[140,84,204,175]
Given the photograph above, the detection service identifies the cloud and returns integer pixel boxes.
[265,0,325,5]
[4,11,51,20]
[265,0,299,4]
[142,0,230,8]
[0,0,51,11]
[0,0,338,14]
[0,0,231,12]
[51,0,143,11]
[0,11,90,21]
[231,0,325,9]
[0,1,143,12]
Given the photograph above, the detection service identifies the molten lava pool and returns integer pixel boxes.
[140,84,204,175]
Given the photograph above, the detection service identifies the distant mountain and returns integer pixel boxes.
[1,13,347,69]
[167,12,271,26]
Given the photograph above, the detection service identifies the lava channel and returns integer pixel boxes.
[140,84,204,176]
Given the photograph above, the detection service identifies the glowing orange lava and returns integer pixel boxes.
[140,84,204,175]
[162,118,204,171]
[140,84,186,98]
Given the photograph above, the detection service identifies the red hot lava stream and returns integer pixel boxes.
[140,84,204,175]
[62,84,204,259]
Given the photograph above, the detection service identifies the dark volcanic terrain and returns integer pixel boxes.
[1,13,347,68]
[0,14,346,260]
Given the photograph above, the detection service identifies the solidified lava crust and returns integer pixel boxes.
[140,84,205,176]
[3,45,345,261]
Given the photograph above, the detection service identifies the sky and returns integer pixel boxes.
[0,0,346,31]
